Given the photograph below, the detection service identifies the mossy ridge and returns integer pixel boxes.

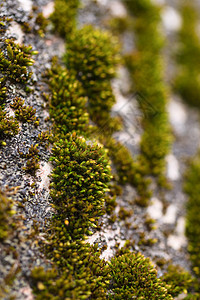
[30,1,183,299]
[124,0,172,183]
[65,24,152,205]
[20,5,48,38]
[174,1,200,107]
[31,133,113,299]
[31,58,113,298]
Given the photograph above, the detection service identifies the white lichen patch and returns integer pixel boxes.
[18,0,32,12]
[6,21,24,44]
[108,1,127,17]
[100,228,125,261]
[152,0,165,5]
[87,226,125,261]
[167,217,187,250]
[19,286,34,300]
[168,98,187,134]
[42,2,55,18]
[95,0,109,6]
[162,6,182,32]
[162,204,177,224]
[6,106,15,118]
[147,197,163,220]
[37,162,52,191]
[166,154,180,181]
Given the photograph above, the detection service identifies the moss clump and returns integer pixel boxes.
[65,25,120,130]
[173,2,200,107]
[50,0,80,39]
[0,78,7,105]
[37,131,51,148]
[66,25,120,83]
[108,251,173,299]
[31,243,110,300]
[109,16,131,35]
[19,144,40,176]
[161,264,197,298]
[100,135,152,206]
[0,107,19,142]
[0,189,15,241]
[184,153,200,277]
[10,97,39,126]
[35,12,48,37]
[124,0,172,182]
[49,132,112,237]
[46,62,89,135]
[0,39,37,83]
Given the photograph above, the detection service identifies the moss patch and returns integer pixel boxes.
[124,0,172,186]
[174,2,200,107]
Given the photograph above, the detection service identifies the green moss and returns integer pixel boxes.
[0,78,7,105]
[30,2,178,299]
[49,132,112,237]
[37,131,51,148]
[35,12,48,37]
[46,61,89,135]
[100,135,152,206]
[161,264,196,297]
[31,244,110,300]
[21,11,48,37]
[65,25,121,130]
[19,144,40,176]
[0,189,15,241]
[173,2,200,107]
[10,97,39,125]
[31,132,112,299]
[0,107,19,142]
[118,207,133,221]
[66,25,120,83]
[124,1,172,179]
[184,153,200,277]
[108,251,173,299]
[0,39,37,83]
[50,0,80,39]
[109,16,131,35]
